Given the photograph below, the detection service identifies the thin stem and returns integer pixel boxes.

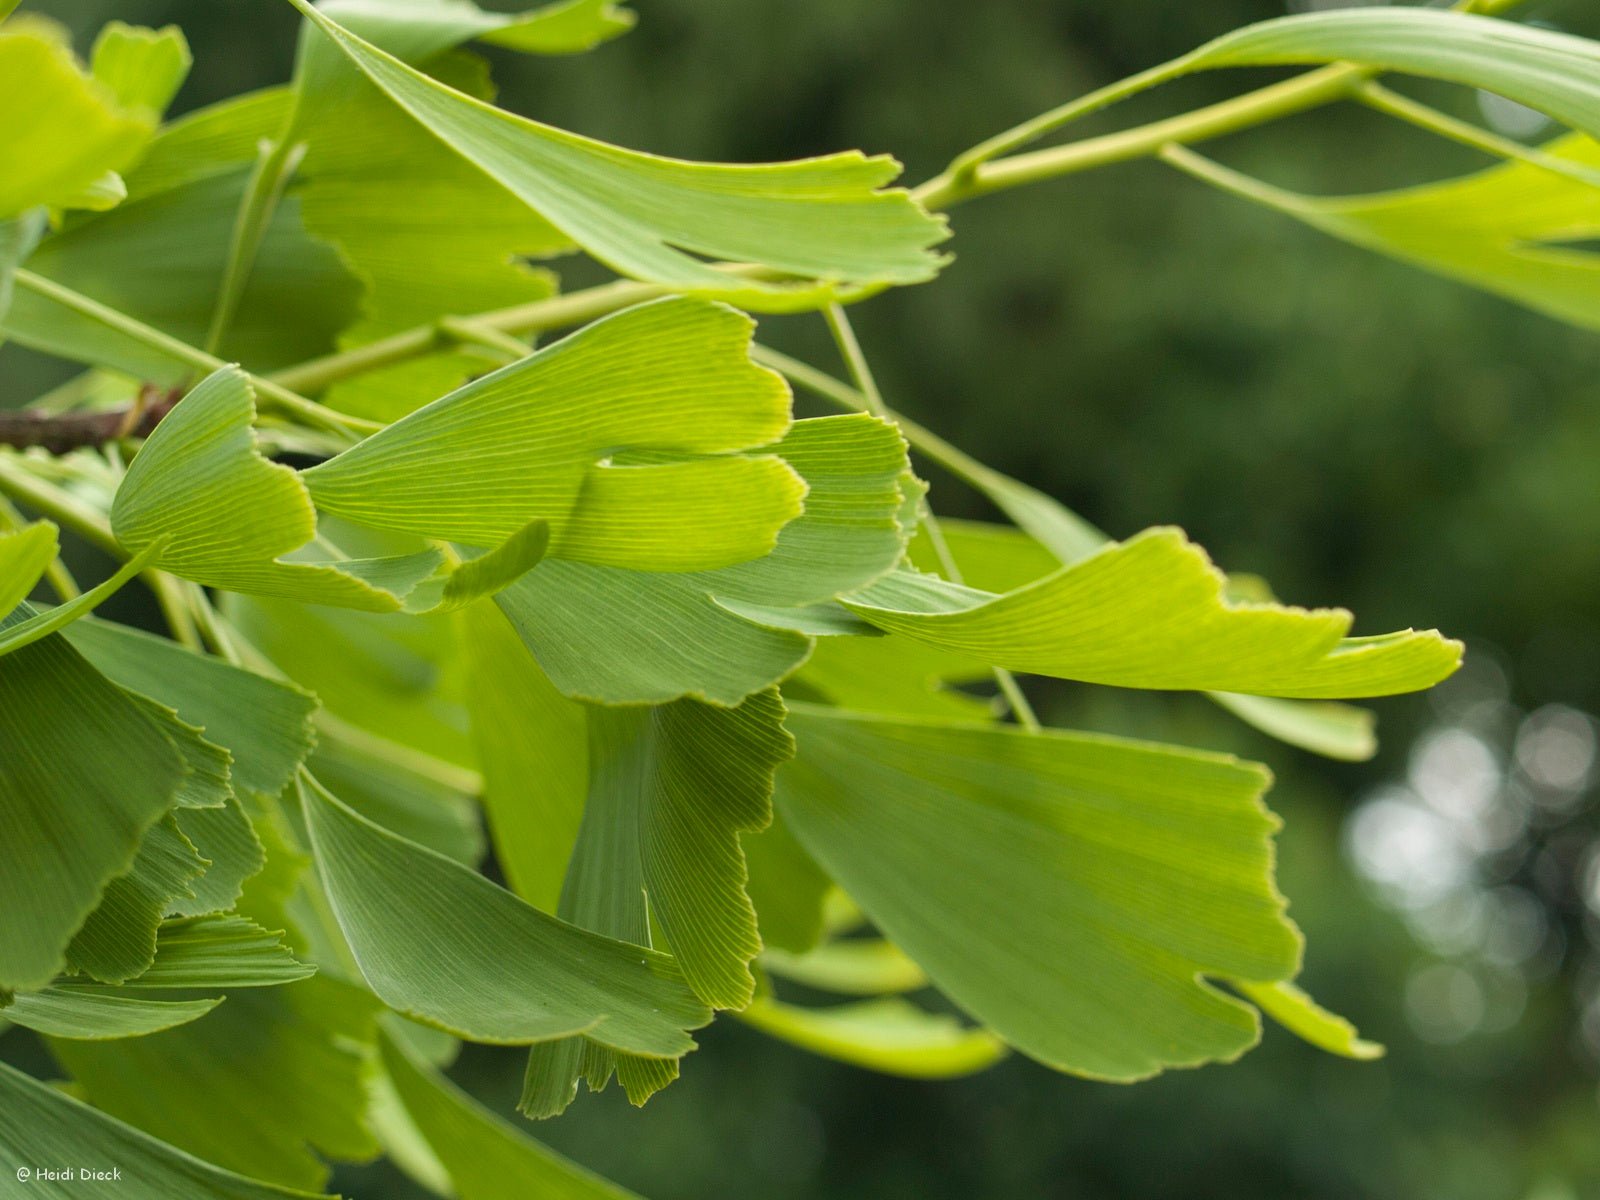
[206,138,306,355]
[187,583,240,662]
[1355,80,1600,188]
[11,270,378,439]
[919,63,1369,209]
[271,279,661,396]
[435,316,533,361]
[819,308,1041,732]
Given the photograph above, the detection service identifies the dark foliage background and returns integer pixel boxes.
[7,1,1600,1196]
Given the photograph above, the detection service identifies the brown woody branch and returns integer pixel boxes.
[0,385,182,455]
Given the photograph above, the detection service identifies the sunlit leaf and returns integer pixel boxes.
[110,366,444,609]
[494,413,915,704]
[301,778,711,1055]
[1234,979,1384,1061]
[90,21,191,117]
[776,705,1303,1080]
[1172,132,1600,333]
[738,996,1007,1080]
[0,19,153,219]
[0,519,57,615]
[844,527,1461,699]
[286,0,947,307]
[0,538,169,660]
[305,298,805,568]
[309,738,483,867]
[0,1059,331,1199]
[107,916,314,990]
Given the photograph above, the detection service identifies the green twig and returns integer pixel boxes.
[11,270,379,439]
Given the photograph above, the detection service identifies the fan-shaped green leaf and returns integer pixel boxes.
[110,366,443,609]
[0,620,188,991]
[65,817,209,985]
[309,738,483,867]
[1191,11,1600,140]
[776,705,1303,1080]
[0,1059,332,1199]
[1235,979,1384,1061]
[285,0,946,306]
[844,527,1461,699]
[762,939,927,996]
[380,1028,641,1200]
[0,538,169,659]
[566,689,794,1009]
[305,298,804,568]
[738,996,1007,1080]
[302,778,711,1055]
[65,617,318,797]
[7,987,220,1040]
[494,413,916,704]
[97,917,314,990]
[51,976,380,1191]
[1170,133,1600,333]
[0,20,153,219]
[90,21,191,117]
[0,519,57,614]
[170,797,268,918]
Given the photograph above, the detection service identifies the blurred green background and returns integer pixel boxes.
[7,1,1600,1196]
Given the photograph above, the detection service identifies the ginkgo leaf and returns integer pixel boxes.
[843,527,1461,699]
[119,696,232,812]
[742,809,835,955]
[65,817,209,986]
[110,366,444,610]
[315,0,634,61]
[762,938,927,996]
[0,518,57,614]
[1209,691,1377,762]
[51,976,381,1191]
[0,537,169,660]
[1234,980,1384,1061]
[6,163,362,381]
[379,1028,641,1200]
[0,620,188,992]
[461,601,587,908]
[285,0,947,307]
[563,688,794,1010]
[305,298,805,568]
[65,616,318,798]
[170,797,268,918]
[290,39,566,345]
[0,1059,332,1200]
[6,987,221,1041]
[310,738,483,867]
[775,705,1303,1080]
[1189,10,1600,141]
[738,996,1008,1080]
[900,517,1381,756]
[0,19,153,219]
[106,917,314,990]
[90,21,191,117]
[1168,133,1600,333]
[301,778,711,1055]
[494,413,916,704]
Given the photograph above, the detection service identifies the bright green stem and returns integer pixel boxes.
[818,308,1042,733]
[919,62,1369,209]
[270,280,662,396]
[11,270,378,439]
[205,138,307,356]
